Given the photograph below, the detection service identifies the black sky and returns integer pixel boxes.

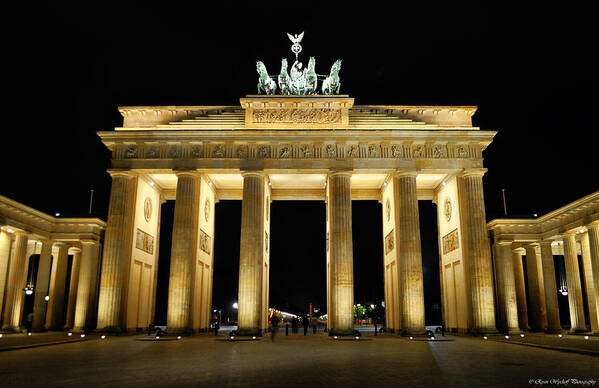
[3,4,597,323]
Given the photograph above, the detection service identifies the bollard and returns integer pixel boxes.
[286,323,289,336]
[374,322,377,336]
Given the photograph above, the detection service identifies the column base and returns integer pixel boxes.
[400,327,427,336]
[472,327,499,335]
[328,327,357,337]
[166,327,193,336]
[1,326,22,333]
[569,328,590,334]
[96,325,122,334]
[544,327,563,334]
[235,327,262,337]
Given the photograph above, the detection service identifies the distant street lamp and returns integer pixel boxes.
[232,302,238,309]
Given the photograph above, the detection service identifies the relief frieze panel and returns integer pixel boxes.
[252,108,342,124]
[442,229,459,255]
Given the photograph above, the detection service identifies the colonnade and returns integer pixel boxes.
[493,223,599,334]
[0,227,102,333]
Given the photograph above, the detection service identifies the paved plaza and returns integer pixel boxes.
[1,331,597,387]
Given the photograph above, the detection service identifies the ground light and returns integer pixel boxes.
[505,335,509,339]
[520,334,525,338]
[100,335,106,340]
[27,333,32,336]
[585,336,590,340]
[333,336,338,339]
[430,337,435,340]
[409,336,413,340]
[252,336,256,340]
[355,336,359,340]
[483,336,488,340]
[558,334,563,338]
[0,334,3,338]
[155,336,160,339]
[80,334,85,338]
[230,336,234,340]
[67,332,72,337]
[177,336,181,340]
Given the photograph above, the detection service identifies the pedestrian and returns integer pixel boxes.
[441,323,445,337]
[302,316,309,336]
[25,312,33,334]
[211,314,220,336]
[310,315,318,334]
[270,314,280,342]
[291,317,299,334]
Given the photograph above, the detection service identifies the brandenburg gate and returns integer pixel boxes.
[95,95,498,336]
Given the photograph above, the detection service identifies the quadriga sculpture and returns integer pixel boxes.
[322,59,342,95]
[305,57,317,95]
[256,61,277,95]
[278,58,291,95]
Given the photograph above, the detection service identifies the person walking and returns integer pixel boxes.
[25,312,33,334]
[302,315,309,336]
[270,314,280,342]
[310,315,318,334]
[291,316,299,334]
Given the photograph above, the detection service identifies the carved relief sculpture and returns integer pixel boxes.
[433,145,447,158]
[456,145,469,158]
[368,144,381,158]
[235,145,248,158]
[444,197,452,222]
[135,229,154,255]
[204,198,210,222]
[385,198,391,222]
[257,145,271,158]
[191,145,203,158]
[442,229,459,255]
[167,145,179,158]
[212,144,225,158]
[199,229,211,255]
[384,229,395,255]
[279,144,292,158]
[125,145,138,158]
[324,144,336,158]
[390,144,403,158]
[300,144,313,158]
[143,197,152,222]
[413,144,425,158]
[347,144,359,158]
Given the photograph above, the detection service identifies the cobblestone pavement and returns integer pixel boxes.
[0,333,597,387]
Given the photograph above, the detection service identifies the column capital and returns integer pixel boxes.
[587,222,599,231]
[495,240,514,246]
[69,247,82,254]
[107,169,136,179]
[240,170,266,178]
[512,247,526,254]
[79,239,99,246]
[393,169,418,178]
[328,169,352,177]
[173,169,199,178]
[539,239,554,247]
[459,168,488,178]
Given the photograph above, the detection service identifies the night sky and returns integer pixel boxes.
[3,5,597,324]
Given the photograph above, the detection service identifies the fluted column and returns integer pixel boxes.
[459,169,496,333]
[395,171,425,335]
[525,244,547,331]
[32,239,53,331]
[237,171,266,336]
[73,241,101,332]
[563,233,586,332]
[328,170,354,336]
[493,241,520,333]
[2,232,28,331]
[65,248,81,329]
[46,242,69,330]
[0,228,13,321]
[580,231,598,332]
[539,240,562,333]
[512,248,528,330]
[166,172,200,334]
[97,172,136,332]
[587,223,599,333]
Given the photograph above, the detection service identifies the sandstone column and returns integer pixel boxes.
[2,232,28,331]
[459,169,496,333]
[237,171,266,336]
[563,233,586,332]
[73,241,102,332]
[587,223,599,333]
[512,248,528,330]
[64,247,81,329]
[97,172,136,332]
[395,171,425,335]
[327,170,355,336]
[45,242,69,330]
[0,228,13,320]
[525,244,547,331]
[539,240,562,333]
[166,172,200,334]
[31,239,53,331]
[580,231,599,332]
[493,241,520,333]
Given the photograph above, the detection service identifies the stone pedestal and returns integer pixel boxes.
[525,244,547,331]
[73,241,101,332]
[97,172,136,332]
[327,171,355,336]
[494,241,520,333]
[166,172,200,334]
[539,241,562,333]
[46,243,69,330]
[395,171,425,335]
[2,232,28,332]
[563,233,586,332]
[65,248,81,329]
[459,170,497,333]
[580,232,599,332]
[32,240,53,331]
[512,249,529,330]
